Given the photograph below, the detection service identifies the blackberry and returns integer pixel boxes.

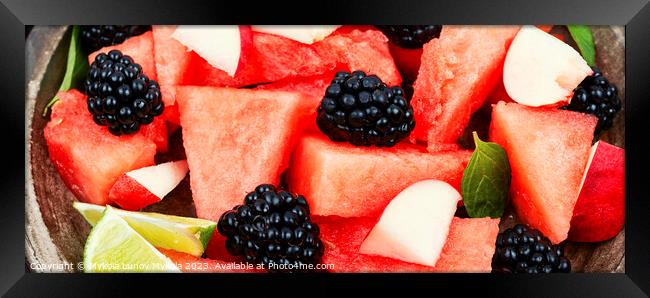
[217,184,325,273]
[80,25,151,53]
[492,224,571,273]
[85,50,164,136]
[560,67,622,135]
[316,70,415,147]
[375,25,442,49]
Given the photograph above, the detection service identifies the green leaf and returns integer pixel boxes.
[42,26,89,116]
[461,132,511,218]
[567,25,596,67]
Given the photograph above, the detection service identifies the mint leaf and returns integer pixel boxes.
[567,25,596,67]
[42,26,89,116]
[461,132,511,218]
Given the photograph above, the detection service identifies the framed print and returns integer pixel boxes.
[2,0,649,296]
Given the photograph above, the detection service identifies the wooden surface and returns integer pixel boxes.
[25,26,626,273]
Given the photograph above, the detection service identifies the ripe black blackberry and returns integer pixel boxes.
[560,67,622,135]
[85,50,164,136]
[316,70,415,147]
[217,184,324,273]
[80,25,151,53]
[492,224,571,273]
[375,25,442,49]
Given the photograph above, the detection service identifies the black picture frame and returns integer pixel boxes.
[4,0,650,296]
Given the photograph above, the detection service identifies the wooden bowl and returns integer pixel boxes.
[25,25,626,273]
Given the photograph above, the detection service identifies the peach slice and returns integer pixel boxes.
[172,26,252,77]
[503,26,592,107]
[359,180,460,267]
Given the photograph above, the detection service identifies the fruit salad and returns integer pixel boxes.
[40,25,624,273]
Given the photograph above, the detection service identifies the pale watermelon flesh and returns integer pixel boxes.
[489,101,596,243]
[175,87,311,221]
[319,216,499,272]
[410,26,520,151]
[287,134,471,218]
[44,90,157,205]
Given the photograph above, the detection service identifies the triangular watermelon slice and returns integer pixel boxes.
[319,216,499,272]
[489,101,597,243]
[44,90,157,205]
[410,26,520,151]
[175,87,311,221]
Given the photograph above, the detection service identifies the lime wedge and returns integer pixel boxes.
[74,202,216,257]
[83,206,180,272]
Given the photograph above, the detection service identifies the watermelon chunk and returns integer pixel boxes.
[255,71,334,132]
[89,31,157,81]
[179,26,400,88]
[152,25,192,107]
[253,31,338,82]
[489,101,596,243]
[287,134,471,218]
[410,26,520,151]
[319,216,499,272]
[175,87,311,221]
[159,248,262,273]
[180,30,330,88]
[44,90,157,205]
[315,27,402,86]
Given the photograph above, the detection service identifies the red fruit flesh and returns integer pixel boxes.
[89,31,157,81]
[181,30,329,88]
[175,87,311,221]
[178,26,399,88]
[410,26,520,151]
[536,25,554,32]
[569,141,625,242]
[159,248,262,273]
[108,175,160,211]
[139,115,168,153]
[236,26,254,76]
[181,48,261,88]
[204,231,242,262]
[319,216,499,272]
[489,101,596,243]
[253,31,337,83]
[388,43,423,83]
[287,134,471,218]
[44,90,156,205]
[162,104,181,133]
[152,26,192,107]
[315,28,402,86]
[255,71,334,132]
